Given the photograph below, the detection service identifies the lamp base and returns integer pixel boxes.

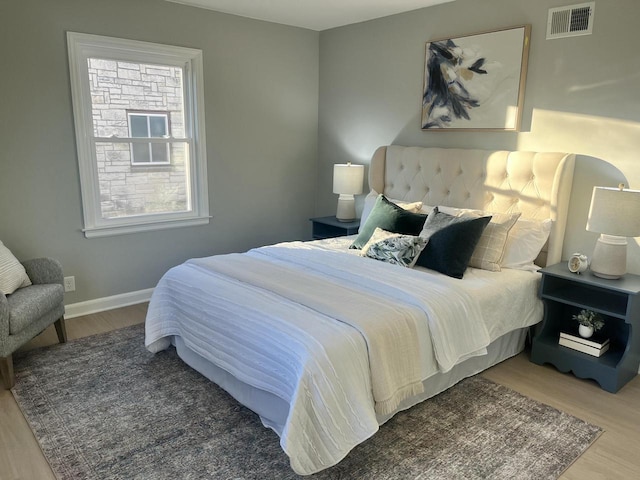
[336,194,356,222]
[590,234,627,279]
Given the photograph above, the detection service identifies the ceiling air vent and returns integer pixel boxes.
[547,2,595,39]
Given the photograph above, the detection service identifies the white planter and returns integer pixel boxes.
[578,324,594,338]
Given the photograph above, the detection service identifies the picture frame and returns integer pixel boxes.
[421,25,531,131]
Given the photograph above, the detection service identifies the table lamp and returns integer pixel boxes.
[586,184,640,279]
[333,163,364,222]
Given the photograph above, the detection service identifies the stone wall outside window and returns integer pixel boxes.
[89,59,188,218]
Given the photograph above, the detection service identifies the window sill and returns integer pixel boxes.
[83,216,210,238]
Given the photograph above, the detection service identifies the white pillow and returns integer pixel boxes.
[0,241,32,295]
[359,190,423,232]
[502,218,553,271]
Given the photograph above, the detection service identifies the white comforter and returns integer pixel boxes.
[145,240,529,475]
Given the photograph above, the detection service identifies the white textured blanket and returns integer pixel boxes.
[190,253,427,416]
[145,241,490,475]
[250,242,491,372]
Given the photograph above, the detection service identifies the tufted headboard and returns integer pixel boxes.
[368,145,576,267]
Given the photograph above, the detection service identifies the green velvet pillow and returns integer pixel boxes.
[350,195,428,250]
[415,208,491,278]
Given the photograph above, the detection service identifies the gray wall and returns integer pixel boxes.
[0,0,319,303]
[317,0,640,273]
[4,0,640,306]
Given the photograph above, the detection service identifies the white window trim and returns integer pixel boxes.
[67,32,209,238]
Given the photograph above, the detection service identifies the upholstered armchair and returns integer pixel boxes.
[0,258,66,389]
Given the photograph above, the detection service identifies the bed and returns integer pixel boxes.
[145,145,575,475]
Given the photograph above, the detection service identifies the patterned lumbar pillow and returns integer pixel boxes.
[360,228,426,268]
[0,241,32,295]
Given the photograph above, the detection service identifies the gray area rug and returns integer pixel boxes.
[13,324,602,479]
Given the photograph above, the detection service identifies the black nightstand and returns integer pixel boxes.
[310,216,360,240]
[531,263,640,392]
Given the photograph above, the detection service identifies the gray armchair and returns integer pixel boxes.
[0,257,66,389]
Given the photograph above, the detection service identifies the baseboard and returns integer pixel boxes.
[64,288,154,319]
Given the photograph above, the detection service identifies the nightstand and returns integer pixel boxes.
[310,216,360,240]
[531,263,640,392]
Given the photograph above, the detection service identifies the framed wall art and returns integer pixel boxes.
[421,25,531,131]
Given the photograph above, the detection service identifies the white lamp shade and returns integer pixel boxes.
[333,163,364,195]
[586,186,640,237]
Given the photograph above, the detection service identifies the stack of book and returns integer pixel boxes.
[559,330,610,357]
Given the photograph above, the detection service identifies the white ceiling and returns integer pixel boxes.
[165,0,455,31]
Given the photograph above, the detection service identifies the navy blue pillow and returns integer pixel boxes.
[415,211,491,279]
[350,195,428,250]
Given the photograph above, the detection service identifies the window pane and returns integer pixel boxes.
[132,143,151,163]
[149,116,167,137]
[151,143,169,163]
[96,142,189,218]
[130,115,149,137]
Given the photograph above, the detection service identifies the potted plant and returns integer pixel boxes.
[572,309,604,338]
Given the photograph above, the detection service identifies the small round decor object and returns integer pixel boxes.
[579,324,594,338]
[568,253,588,274]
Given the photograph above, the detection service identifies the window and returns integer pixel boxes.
[128,112,170,165]
[67,32,209,238]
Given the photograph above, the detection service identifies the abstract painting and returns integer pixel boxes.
[421,25,531,131]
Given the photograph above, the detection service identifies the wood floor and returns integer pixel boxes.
[1,303,639,480]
